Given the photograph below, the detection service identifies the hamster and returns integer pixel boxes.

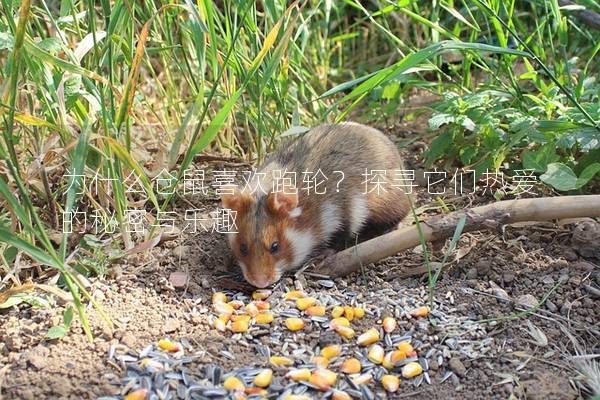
[221,122,410,288]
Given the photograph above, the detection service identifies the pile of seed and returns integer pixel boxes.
[104,280,493,399]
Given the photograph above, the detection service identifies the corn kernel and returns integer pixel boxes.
[285,317,305,331]
[228,300,244,310]
[245,303,259,317]
[321,344,341,360]
[254,313,274,324]
[340,358,361,374]
[213,318,227,332]
[401,361,423,378]
[381,375,400,392]
[313,368,337,386]
[244,387,267,395]
[230,319,249,333]
[382,317,397,333]
[157,339,181,353]
[212,292,228,304]
[396,341,414,357]
[343,306,354,321]
[296,297,317,311]
[124,389,148,400]
[253,369,273,387]
[331,390,352,400]
[357,328,380,346]
[283,395,311,400]
[286,368,311,382]
[253,300,270,310]
[224,376,245,391]
[334,325,355,339]
[252,289,271,300]
[352,372,373,385]
[382,350,406,370]
[331,305,344,318]
[308,372,331,391]
[305,305,326,316]
[230,315,251,323]
[367,344,384,364]
[218,314,231,324]
[213,302,234,315]
[410,306,430,318]
[269,356,294,367]
[284,290,306,300]
[312,356,329,368]
[330,317,350,330]
[353,307,365,319]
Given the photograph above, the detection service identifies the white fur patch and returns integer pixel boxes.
[227,232,237,247]
[349,193,369,234]
[289,207,302,218]
[320,201,343,241]
[284,228,316,267]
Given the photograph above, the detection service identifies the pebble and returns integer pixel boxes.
[517,294,539,309]
[466,268,478,280]
[475,260,491,276]
[449,357,467,377]
[163,319,180,333]
[502,272,515,284]
[545,300,557,313]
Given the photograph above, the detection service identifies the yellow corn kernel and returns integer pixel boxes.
[313,368,337,386]
[401,361,423,378]
[253,300,270,311]
[340,358,361,374]
[230,319,249,333]
[213,318,227,332]
[367,344,384,364]
[352,372,373,385]
[321,344,341,360]
[312,356,329,368]
[383,350,406,370]
[252,289,271,300]
[244,387,267,395]
[396,341,414,357]
[283,395,311,400]
[331,390,352,400]
[284,290,306,300]
[382,317,397,333]
[305,305,326,316]
[212,292,228,304]
[230,315,251,323]
[410,306,430,318]
[269,356,294,367]
[357,328,380,346]
[296,297,317,311]
[353,307,365,319]
[228,300,245,310]
[284,317,305,331]
[308,372,331,391]
[245,303,259,317]
[285,368,311,382]
[343,306,354,321]
[330,317,350,330]
[218,314,231,324]
[381,375,400,392]
[331,306,344,318]
[254,313,274,324]
[253,369,273,387]
[213,302,234,315]
[224,376,245,391]
[334,325,355,339]
[157,339,181,353]
[124,389,148,400]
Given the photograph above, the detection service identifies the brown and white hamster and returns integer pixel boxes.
[221,122,410,288]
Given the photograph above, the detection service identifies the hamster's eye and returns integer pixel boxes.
[240,243,249,256]
[270,241,279,254]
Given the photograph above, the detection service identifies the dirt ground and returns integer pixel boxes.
[1,121,599,400]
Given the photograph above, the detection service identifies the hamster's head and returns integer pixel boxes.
[221,189,300,288]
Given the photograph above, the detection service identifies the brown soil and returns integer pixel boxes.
[1,122,599,400]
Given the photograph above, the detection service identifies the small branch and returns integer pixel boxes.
[318,195,600,278]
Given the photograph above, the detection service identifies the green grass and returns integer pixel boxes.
[0,0,599,337]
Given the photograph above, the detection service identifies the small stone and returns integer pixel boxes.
[476,260,492,276]
[201,278,211,289]
[164,318,180,333]
[169,271,189,288]
[517,294,539,309]
[172,245,186,258]
[545,300,557,313]
[121,333,137,349]
[502,272,515,284]
[466,268,478,280]
[541,276,555,285]
[449,357,467,377]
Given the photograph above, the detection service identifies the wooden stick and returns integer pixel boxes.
[318,195,600,278]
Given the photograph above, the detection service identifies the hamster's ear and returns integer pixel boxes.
[221,188,253,214]
[267,190,299,216]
